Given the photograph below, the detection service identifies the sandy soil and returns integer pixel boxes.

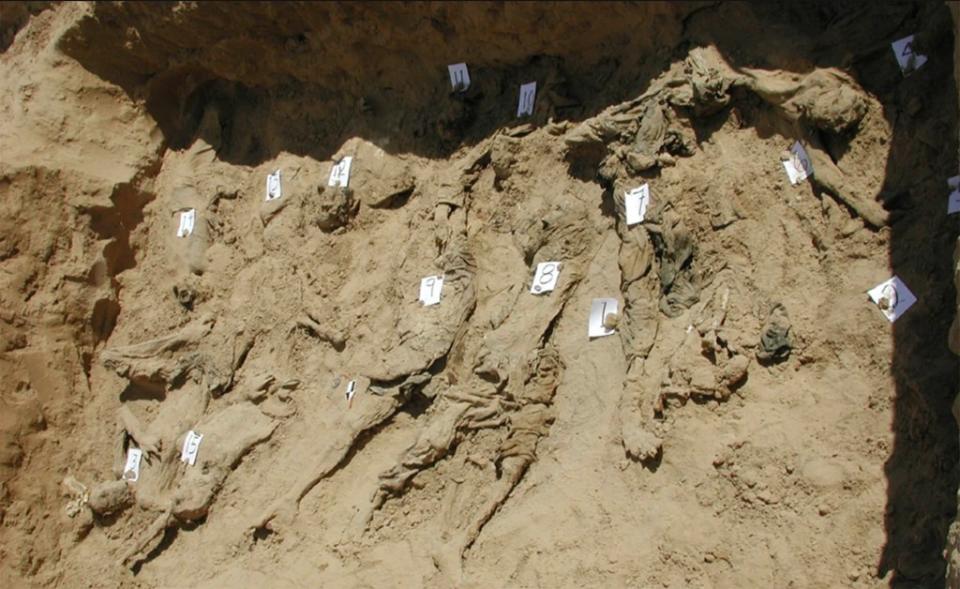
[1,2,958,588]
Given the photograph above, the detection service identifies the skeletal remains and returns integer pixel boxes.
[74,45,870,575]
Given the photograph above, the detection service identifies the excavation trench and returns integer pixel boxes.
[0,2,958,587]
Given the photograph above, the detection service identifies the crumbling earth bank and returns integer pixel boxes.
[1,2,959,588]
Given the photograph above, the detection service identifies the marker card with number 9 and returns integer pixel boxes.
[530,261,561,294]
[419,275,444,306]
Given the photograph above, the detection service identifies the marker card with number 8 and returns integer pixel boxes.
[530,262,561,294]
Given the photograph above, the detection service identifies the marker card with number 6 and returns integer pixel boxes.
[530,262,561,294]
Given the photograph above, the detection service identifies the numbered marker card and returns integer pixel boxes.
[891,35,928,75]
[867,276,917,322]
[782,141,813,185]
[265,169,282,201]
[947,176,960,214]
[123,448,143,482]
[588,298,618,338]
[419,275,444,306]
[625,184,650,226]
[448,63,470,92]
[177,208,196,238]
[517,81,537,117]
[530,262,561,294]
[329,156,353,188]
[180,430,203,466]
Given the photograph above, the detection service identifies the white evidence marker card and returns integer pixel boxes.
[517,81,537,117]
[345,380,357,403]
[448,63,470,92]
[625,184,650,226]
[867,276,917,323]
[947,176,960,214]
[328,156,353,188]
[180,430,203,466]
[123,448,143,482]
[782,141,814,186]
[891,35,928,75]
[530,262,561,294]
[419,275,444,306]
[588,298,618,338]
[176,208,196,238]
[265,169,282,201]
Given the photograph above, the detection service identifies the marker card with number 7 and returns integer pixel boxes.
[530,261,561,294]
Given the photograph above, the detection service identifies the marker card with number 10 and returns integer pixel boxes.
[530,262,561,294]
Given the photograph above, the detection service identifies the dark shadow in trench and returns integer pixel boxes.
[713,2,960,584]
[53,0,960,584]
[860,4,959,585]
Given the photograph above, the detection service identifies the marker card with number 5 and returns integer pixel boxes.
[530,262,561,294]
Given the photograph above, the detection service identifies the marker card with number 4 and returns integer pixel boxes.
[345,380,357,407]
[419,276,444,306]
[891,35,927,75]
[530,262,561,294]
